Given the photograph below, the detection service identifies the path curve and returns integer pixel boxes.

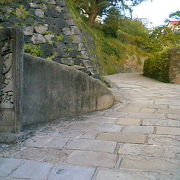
[0,73,180,180]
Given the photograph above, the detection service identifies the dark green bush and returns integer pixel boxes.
[143,49,170,83]
[102,25,118,38]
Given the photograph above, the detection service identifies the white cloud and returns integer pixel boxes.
[133,0,180,28]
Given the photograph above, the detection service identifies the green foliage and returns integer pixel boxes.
[55,34,64,41]
[102,7,149,51]
[68,0,178,78]
[169,10,180,20]
[143,10,180,83]
[67,0,149,75]
[143,49,170,83]
[47,53,58,61]
[43,31,53,35]
[147,26,180,52]
[15,5,30,20]
[73,0,149,24]
[24,44,44,57]
[102,7,121,38]
[0,1,33,27]
[118,19,149,49]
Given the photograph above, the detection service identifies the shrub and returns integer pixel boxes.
[143,49,170,83]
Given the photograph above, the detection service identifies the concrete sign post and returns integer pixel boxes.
[0,28,23,141]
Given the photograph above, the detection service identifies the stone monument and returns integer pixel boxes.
[0,28,23,142]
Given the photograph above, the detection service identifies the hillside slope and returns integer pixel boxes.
[67,0,150,75]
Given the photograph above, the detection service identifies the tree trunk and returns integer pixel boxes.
[88,12,98,25]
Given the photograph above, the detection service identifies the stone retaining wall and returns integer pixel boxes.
[0,0,96,76]
[0,28,114,143]
[23,54,114,126]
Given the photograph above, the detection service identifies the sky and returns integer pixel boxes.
[132,0,180,28]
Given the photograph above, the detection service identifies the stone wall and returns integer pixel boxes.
[169,47,180,84]
[0,28,114,143]
[0,0,96,76]
[23,54,114,126]
[0,28,23,134]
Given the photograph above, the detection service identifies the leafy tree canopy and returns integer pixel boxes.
[169,10,180,20]
[74,0,149,24]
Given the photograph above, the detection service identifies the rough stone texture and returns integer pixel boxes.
[97,132,146,144]
[9,160,53,180]
[65,150,117,168]
[48,165,95,180]
[116,118,141,125]
[23,54,114,125]
[24,135,70,149]
[1,73,180,179]
[31,33,46,44]
[95,169,156,180]
[122,125,154,134]
[142,119,180,127]
[120,155,180,175]
[66,139,116,153]
[0,0,97,76]
[96,124,122,132]
[0,158,24,177]
[0,28,23,140]
[118,144,180,159]
[0,28,113,143]
[169,47,180,84]
[156,126,180,136]
[167,113,180,120]
[148,135,180,146]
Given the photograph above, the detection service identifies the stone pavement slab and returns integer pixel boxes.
[95,169,156,180]
[97,132,146,144]
[0,158,24,177]
[9,160,53,180]
[96,123,122,132]
[127,112,165,119]
[56,129,84,138]
[122,125,154,134]
[25,136,70,149]
[118,144,180,159]
[47,164,95,180]
[148,134,180,146]
[15,148,72,163]
[167,114,180,120]
[79,130,98,139]
[65,150,117,168]
[1,73,180,179]
[66,139,116,153]
[115,118,141,125]
[120,155,180,175]
[67,122,100,130]
[156,126,180,135]
[142,119,180,127]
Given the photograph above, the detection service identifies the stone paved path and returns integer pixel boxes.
[0,73,180,180]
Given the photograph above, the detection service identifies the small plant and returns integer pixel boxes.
[48,41,55,45]
[24,43,44,57]
[15,5,30,20]
[55,34,64,41]
[66,48,73,52]
[63,53,69,58]
[47,53,58,60]
[43,31,53,35]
